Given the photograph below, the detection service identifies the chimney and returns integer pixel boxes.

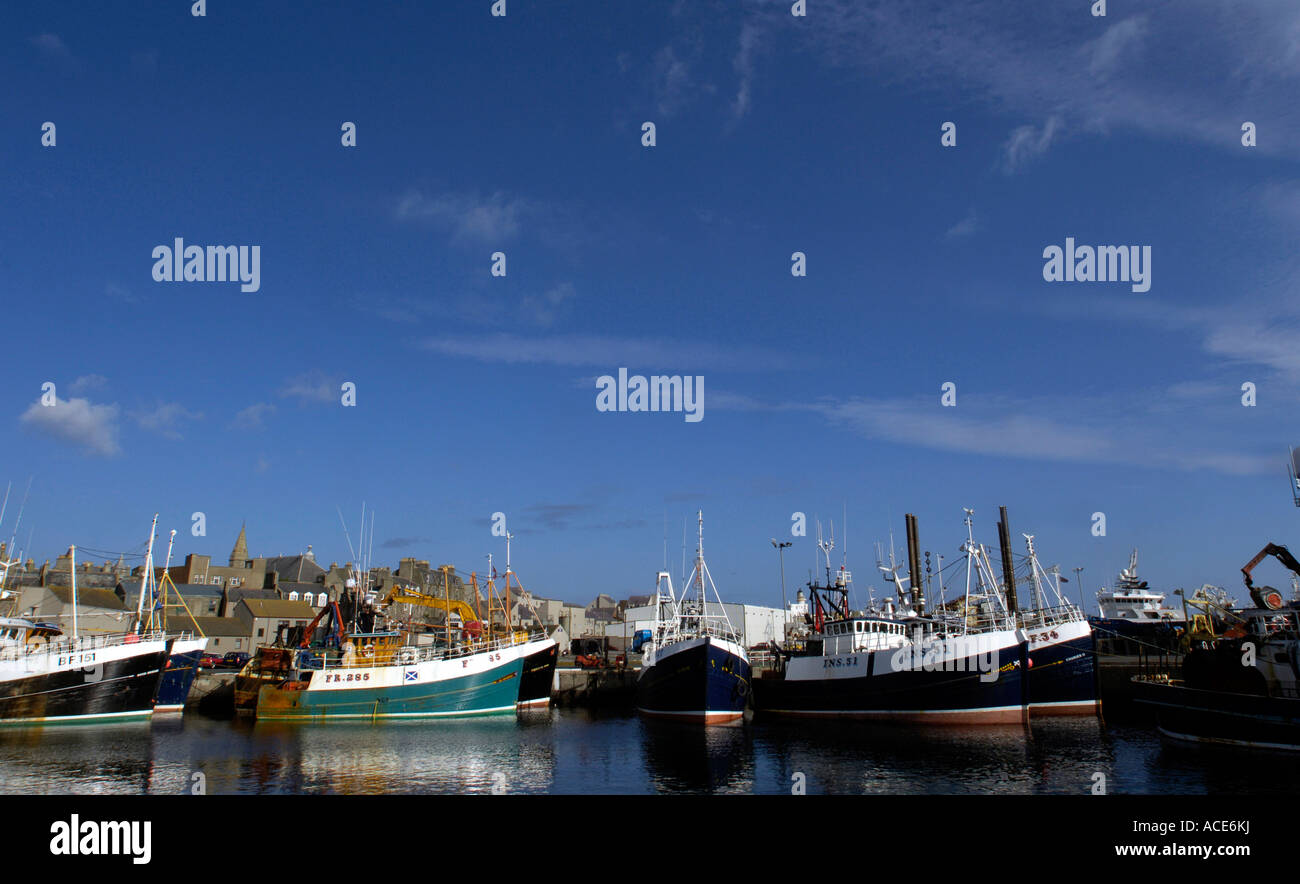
[905,513,925,615]
[997,506,1019,615]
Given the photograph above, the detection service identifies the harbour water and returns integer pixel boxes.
[2,708,1297,795]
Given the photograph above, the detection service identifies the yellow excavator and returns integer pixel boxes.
[384,587,485,640]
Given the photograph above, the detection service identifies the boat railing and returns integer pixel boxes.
[647,616,742,648]
[1018,605,1086,630]
[303,631,547,670]
[23,630,168,658]
[950,611,1019,635]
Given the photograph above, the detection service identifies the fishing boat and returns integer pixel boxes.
[636,511,751,724]
[1012,530,1098,716]
[253,570,534,721]
[1132,542,1300,750]
[130,518,208,713]
[1090,550,1185,638]
[480,538,558,709]
[254,629,527,721]
[752,512,1028,724]
[0,546,170,724]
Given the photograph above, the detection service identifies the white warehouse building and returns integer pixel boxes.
[604,601,792,650]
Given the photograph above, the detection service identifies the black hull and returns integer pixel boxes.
[753,641,1028,724]
[1026,634,1099,714]
[636,638,751,723]
[155,649,202,711]
[1132,678,1300,751]
[0,650,168,724]
[519,642,558,707]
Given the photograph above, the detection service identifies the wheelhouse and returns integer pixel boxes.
[821,616,909,655]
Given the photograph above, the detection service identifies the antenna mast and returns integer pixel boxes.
[135,513,159,632]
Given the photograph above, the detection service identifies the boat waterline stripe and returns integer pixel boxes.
[1157,726,1300,753]
[0,708,154,725]
[763,704,1025,716]
[255,704,519,721]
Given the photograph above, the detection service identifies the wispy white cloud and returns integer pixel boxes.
[29,33,71,59]
[20,396,120,456]
[945,209,980,239]
[761,0,1300,159]
[1002,115,1062,173]
[132,402,203,439]
[731,23,762,120]
[653,43,696,117]
[395,190,531,244]
[520,282,577,329]
[1083,16,1149,79]
[230,403,275,431]
[105,283,140,304]
[280,373,339,405]
[711,387,1273,476]
[69,374,108,395]
[422,332,787,371]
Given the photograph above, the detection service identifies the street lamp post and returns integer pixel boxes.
[771,539,792,610]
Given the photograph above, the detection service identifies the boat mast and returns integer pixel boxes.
[442,564,452,645]
[69,545,79,640]
[505,531,514,634]
[696,506,707,603]
[155,528,176,633]
[135,513,159,633]
[4,477,32,569]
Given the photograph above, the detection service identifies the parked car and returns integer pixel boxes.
[222,651,251,669]
[198,653,223,669]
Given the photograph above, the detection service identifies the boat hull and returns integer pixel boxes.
[255,649,524,721]
[154,637,208,713]
[0,642,169,725]
[1132,678,1300,751]
[518,638,558,708]
[1025,620,1099,715]
[753,634,1028,724]
[636,636,751,724]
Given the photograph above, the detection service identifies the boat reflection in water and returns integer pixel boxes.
[249,717,557,794]
[0,719,155,793]
[753,717,1035,794]
[640,718,753,793]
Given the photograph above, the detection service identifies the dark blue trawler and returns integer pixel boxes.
[752,511,1029,724]
[1000,512,1098,716]
[129,520,209,713]
[153,636,207,713]
[636,512,751,724]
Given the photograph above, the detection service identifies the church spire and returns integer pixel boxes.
[230,522,249,567]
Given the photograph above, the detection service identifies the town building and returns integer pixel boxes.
[234,598,319,647]
[166,524,273,592]
[16,585,133,634]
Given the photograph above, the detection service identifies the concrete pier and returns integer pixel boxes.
[189,671,237,718]
[552,666,637,707]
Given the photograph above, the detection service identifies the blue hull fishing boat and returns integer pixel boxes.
[636,512,751,724]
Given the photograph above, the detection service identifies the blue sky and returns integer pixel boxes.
[4,0,1300,612]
